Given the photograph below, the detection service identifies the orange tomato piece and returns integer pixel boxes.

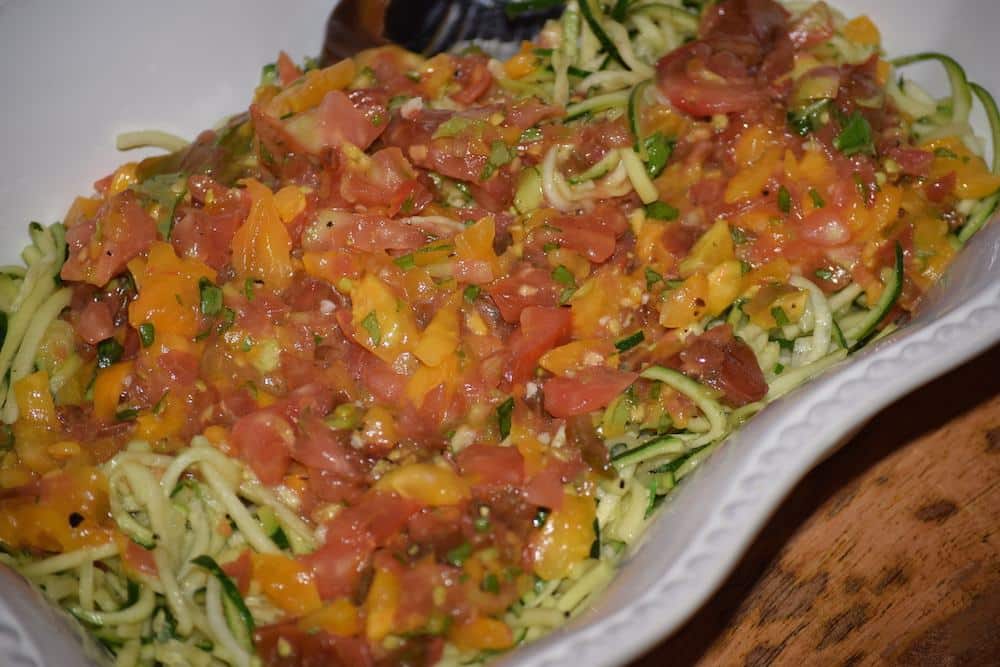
[252,553,323,616]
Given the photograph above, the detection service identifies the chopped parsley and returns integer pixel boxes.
[643,132,673,179]
[834,111,874,156]
[138,322,155,348]
[497,397,515,440]
[645,201,679,221]
[777,185,792,213]
[198,278,223,316]
[96,338,124,369]
[361,311,381,346]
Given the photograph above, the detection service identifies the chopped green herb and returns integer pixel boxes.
[643,132,673,179]
[198,278,223,316]
[808,188,825,208]
[481,573,500,594]
[771,306,790,327]
[519,127,543,144]
[497,397,515,440]
[96,338,124,369]
[138,322,155,348]
[259,62,278,85]
[787,98,830,136]
[815,267,835,281]
[773,363,785,375]
[645,266,663,288]
[217,307,236,333]
[615,330,644,352]
[132,173,187,240]
[463,285,481,302]
[834,111,874,156]
[244,277,256,301]
[645,201,679,221]
[394,254,416,270]
[152,391,168,415]
[777,185,792,213]
[542,241,561,253]
[933,147,958,159]
[730,226,748,244]
[551,265,576,287]
[559,287,576,304]
[115,408,138,422]
[399,196,415,214]
[445,542,473,567]
[361,311,381,346]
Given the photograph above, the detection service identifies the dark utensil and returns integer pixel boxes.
[321,0,564,63]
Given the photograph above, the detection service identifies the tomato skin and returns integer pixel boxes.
[292,418,363,479]
[676,324,767,407]
[656,42,764,116]
[317,90,384,150]
[542,367,638,418]
[75,300,115,345]
[221,550,253,595]
[456,444,525,492]
[303,491,419,600]
[523,466,565,510]
[485,266,562,324]
[121,538,158,578]
[231,412,295,485]
[656,0,793,116]
[61,191,157,287]
[255,623,373,667]
[451,54,493,105]
[508,306,573,384]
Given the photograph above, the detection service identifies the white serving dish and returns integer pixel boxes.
[0,1,997,665]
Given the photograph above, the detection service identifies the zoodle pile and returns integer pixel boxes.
[1,1,998,665]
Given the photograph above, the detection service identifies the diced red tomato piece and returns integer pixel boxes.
[677,324,767,407]
[75,301,114,345]
[507,306,572,384]
[542,367,638,418]
[61,191,157,287]
[231,412,295,485]
[255,623,374,667]
[221,550,253,595]
[456,444,525,491]
[485,265,563,323]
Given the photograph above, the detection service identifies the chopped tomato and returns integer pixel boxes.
[485,265,563,323]
[542,367,638,418]
[676,325,767,407]
[61,191,157,286]
[231,412,295,485]
[456,444,525,491]
[507,306,573,384]
[75,300,114,345]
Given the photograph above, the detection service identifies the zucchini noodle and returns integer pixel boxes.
[1,2,997,666]
[116,130,190,153]
[5,439,319,666]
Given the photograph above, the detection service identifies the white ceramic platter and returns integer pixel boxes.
[0,1,998,666]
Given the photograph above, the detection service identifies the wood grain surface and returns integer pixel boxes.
[633,344,1000,667]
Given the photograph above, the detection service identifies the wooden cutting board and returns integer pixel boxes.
[633,344,1000,667]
